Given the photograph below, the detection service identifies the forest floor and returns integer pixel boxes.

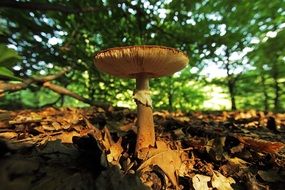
[0,106,285,190]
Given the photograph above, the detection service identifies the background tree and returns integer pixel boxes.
[0,0,284,111]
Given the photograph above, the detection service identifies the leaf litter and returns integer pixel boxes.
[0,107,285,189]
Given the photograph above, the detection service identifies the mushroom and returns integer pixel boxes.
[94,45,188,158]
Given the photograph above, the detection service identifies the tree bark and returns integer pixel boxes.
[168,91,173,111]
[260,73,269,111]
[225,56,237,111]
[273,78,280,111]
[0,68,96,106]
[42,82,91,104]
[272,62,281,111]
[228,79,237,111]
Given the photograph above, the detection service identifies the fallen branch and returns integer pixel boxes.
[0,67,92,105]
[32,68,71,82]
[0,67,70,93]
[42,81,92,105]
[0,79,33,93]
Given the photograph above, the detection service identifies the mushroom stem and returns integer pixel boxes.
[135,74,155,155]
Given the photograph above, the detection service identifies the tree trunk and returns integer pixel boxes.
[272,62,280,111]
[273,78,280,111]
[228,79,237,111]
[224,51,237,111]
[167,91,173,111]
[260,74,269,111]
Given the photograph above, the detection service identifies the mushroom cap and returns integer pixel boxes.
[94,45,189,78]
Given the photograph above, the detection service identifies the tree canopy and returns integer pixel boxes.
[0,0,285,111]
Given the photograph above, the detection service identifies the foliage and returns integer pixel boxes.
[0,0,284,111]
[0,44,21,80]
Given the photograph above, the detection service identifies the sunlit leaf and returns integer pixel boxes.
[0,66,21,81]
[0,44,21,68]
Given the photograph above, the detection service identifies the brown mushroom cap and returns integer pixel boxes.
[94,45,189,78]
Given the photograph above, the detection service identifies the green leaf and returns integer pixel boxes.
[0,66,21,81]
[0,44,21,68]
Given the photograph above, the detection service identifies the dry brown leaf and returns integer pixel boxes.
[225,156,249,168]
[51,122,61,130]
[0,121,8,129]
[89,126,124,166]
[0,131,18,139]
[230,143,245,154]
[58,131,80,143]
[257,170,284,182]
[33,126,45,133]
[119,122,136,132]
[102,127,112,150]
[0,112,10,129]
[95,167,148,190]
[211,171,235,190]
[237,136,285,153]
[138,148,187,188]
[107,138,123,165]
[178,153,195,177]
[245,173,268,190]
[192,174,212,190]
[42,124,55,131]
[0,111,11,121]
[137,140,169,160]
[206,137,226,161]
[9,113,42,124]
[172,128,186,139]
[97,107,105,113]
[72,125,82,132]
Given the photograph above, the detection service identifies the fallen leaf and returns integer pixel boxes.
[101,127,112,150]
[51,121,61,130]
[0,131,18,139]
[42,124,55,131]
[245,172,268,190]
[97,107,105,113]
[258,170,284,182]
[138,148,187,188]
[237,136,285,153]
[172,128,186,139]
[58,131,80,143]
[211,171,235,190]
[33,126,45,133]
[192,174,212,190]
[225,156,249,168]
[140,140,169,159]
[107,138,123,165]
[9,113,42,124]
[230,143,244,154]
[95,166,149,190]
[206,137,226,161]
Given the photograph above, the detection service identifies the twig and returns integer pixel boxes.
[42,81,92,105]
[0,67,93,105]
[0,67,70,93]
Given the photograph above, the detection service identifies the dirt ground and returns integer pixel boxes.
[0,106,284,190]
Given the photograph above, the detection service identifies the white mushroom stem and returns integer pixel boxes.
[135,73,155,155]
